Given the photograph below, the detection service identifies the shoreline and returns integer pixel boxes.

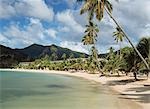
[1,68,150,109]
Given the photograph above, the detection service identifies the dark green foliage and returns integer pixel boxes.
[17,44,88,60]
[120,47,135,72]
[19,57,88,71]
[0,44,88,68]
[137,37,150,60]
[62,53,67,60]
[103,38,150,77]
[0,45,27,68]
[79,0,113,21]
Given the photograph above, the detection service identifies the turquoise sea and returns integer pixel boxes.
[0,70,139,109]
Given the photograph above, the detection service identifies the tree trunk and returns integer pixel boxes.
[104,7,150,74]
[133,71,138,81]
[119,42,122,60]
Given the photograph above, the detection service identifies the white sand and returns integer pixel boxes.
[1,69,150,109]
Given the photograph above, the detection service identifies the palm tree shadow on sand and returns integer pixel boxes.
[119,85,150,103]
[106,79,150,104]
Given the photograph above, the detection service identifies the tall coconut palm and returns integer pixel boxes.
[91,46,99,61]
[113,27,124,43]
[82,21,100,73]
[104,47,125,76]
[148,38,150,61]
[77,0,149,70]
[82,35,94,45]
[89,45,101,73]
[113,26,124,59]
[137,37,150,59]
[107,47,115,60]
[77,0,113,21]
[82,21,99,45]
[104,5,149,71]
[136,37,150,78]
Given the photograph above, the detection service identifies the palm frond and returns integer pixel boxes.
[105,0,113,13]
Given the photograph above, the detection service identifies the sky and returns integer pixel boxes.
[0,0,150,54]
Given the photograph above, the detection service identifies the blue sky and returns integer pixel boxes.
[0,0,150,53]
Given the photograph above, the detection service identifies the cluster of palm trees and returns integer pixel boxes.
[77,0,149,77]
[17,36,149,80]
[17,0,150,81]
[99,37,149,80]
[17,57,88,71]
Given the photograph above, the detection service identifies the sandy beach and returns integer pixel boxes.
[1,69,150,109]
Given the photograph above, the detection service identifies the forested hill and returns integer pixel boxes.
[0,44,89,68]
[15,44,89,59]
[0,45,27,68]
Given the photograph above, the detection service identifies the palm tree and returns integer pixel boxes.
[104,47,124,76]
[137,37,150,59]
[82,21,99,45]
[104,4,150,71]
[113,27,124,43]
[113,26,124,59]
[91,47,99,67]
[91,46,98,60]
[136,37,150,78]
[83,46,101,74]
[106,47,115,60]
[78,0,113,21]
[77,0,149,71]
[148,37,150,60]
[82,21,100,73]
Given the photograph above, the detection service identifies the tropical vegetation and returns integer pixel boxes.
[17,37,150,80]
[6,0,150,81]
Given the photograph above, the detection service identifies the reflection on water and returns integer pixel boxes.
[0,71,140,109]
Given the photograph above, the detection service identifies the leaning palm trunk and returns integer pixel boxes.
[119,42,122,60]
[104,7,150,76]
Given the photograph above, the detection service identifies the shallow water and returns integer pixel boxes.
[0,70,140,109]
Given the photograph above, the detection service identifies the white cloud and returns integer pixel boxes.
[29,18,41,24]
[0,18,57,48]
[63,0,150,53]
[89,0,150,53]
[140,24,150,37]
[110,0,150,44]
[0,2,16,19]
[55,9,86,46]
[0,33,8,43]
[0,0,150,53]
[45,29,57,38]
[58,26,70,32]
[60,41,88,53]
[0,0,54,21]
[56,10,85,33]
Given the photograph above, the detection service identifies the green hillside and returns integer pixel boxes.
[0,44,88,68]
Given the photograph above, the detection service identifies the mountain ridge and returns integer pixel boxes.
[0,43,89,68]
[0,43,108,68]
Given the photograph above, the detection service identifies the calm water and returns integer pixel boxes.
[0,70,139,109]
